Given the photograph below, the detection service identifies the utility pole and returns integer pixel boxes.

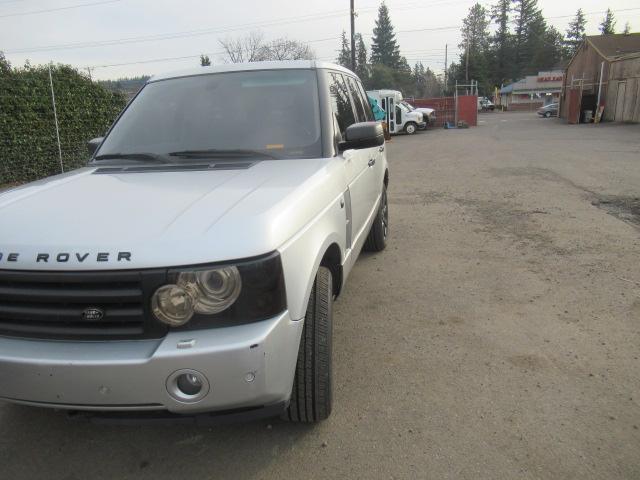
[444,43,448,95]
[86,66,93,81]
[48,63,64,174]
[465,38,469,83]
[350,0,356,72]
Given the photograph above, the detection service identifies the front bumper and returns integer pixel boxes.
[0,311,302,414]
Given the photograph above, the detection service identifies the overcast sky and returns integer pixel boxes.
[1,0,638,80]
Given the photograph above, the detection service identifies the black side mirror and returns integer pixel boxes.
[339,122,385,151]
[87,137,104,156]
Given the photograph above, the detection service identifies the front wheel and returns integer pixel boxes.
[284,267,333,423]
[364,185,389,252]
[404,122,417,135]
[544,111,551,118]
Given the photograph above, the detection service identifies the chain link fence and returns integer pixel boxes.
[0,62,127,185]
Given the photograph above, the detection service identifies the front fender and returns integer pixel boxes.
[278,194,346,321]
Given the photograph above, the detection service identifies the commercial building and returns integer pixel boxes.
[499,71,563,111]
[561,33,640,123]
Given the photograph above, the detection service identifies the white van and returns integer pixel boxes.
[367,89,426,135]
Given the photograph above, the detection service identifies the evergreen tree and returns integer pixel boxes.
[565,9,587,57]
[531,26,565,72]
[512,0,544,78]
[423,67,444,98]
[600,9,616,35]
[355,34,369,83]
[337,30,352,69]
[623,22,631,34]
[488,0,513,87]
[458,3,490,91]
[368,64,396,89]
[370,2,402,68]
[200,54,211,66]
[413,62,427,97]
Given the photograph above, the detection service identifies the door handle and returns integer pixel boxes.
[368,158,376,167]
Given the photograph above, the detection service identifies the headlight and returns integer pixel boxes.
[177,266,242,314]
[151,284,195,326]
[151,253,286,329]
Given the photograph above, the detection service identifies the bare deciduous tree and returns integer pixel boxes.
[219,32,315,63]
[219,31,265,63]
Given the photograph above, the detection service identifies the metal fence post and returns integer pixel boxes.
[48,63,64,173]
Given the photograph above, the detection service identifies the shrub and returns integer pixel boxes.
[0,56,127,184]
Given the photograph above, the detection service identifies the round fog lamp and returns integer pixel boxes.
[166,369,210,403]
[177,373,203,396]
[151,284,195,326]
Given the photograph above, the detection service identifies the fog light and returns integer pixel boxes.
[177,373,203,396]
[166,369,209,403]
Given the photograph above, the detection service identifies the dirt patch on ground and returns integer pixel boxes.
[592,196,640,227]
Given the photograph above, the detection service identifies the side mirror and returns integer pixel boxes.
[87,137,104,156]
[339,122,384,151]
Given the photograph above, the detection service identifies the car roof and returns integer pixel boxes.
[149,60,355,82]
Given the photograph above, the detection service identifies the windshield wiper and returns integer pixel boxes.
[168,149,277,160]
[93,153,167,162]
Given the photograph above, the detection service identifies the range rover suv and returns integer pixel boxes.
[0,61,389,423]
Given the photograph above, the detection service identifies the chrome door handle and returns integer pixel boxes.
[368,158,376,167]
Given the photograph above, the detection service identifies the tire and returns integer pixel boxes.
[364,185,389,252]
[284,266,333,423]
[404,122,417,135]
[544,111,551,118]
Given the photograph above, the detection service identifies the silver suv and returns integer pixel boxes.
[0,61,389,423]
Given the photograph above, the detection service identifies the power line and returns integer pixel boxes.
[547,7,640,20]
[0,0,120,18]
[4,0,475,54]
[4,8,356,54]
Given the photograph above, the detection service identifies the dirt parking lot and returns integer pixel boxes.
[1,112,639,479]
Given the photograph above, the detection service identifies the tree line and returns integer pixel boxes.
[449,2,627,94]
[336,1,630,97]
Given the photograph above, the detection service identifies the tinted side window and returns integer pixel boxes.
[345,75,367,122]
[355,80,374,121]
[327,71,356,138]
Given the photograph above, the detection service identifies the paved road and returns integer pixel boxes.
[1,112,639,479]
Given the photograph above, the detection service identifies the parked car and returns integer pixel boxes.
[537,103,559,118]
[401,101,437,127]
[478,97,495,111]
[0,61,390,423]
[367,89,426,134]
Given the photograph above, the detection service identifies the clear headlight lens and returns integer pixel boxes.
[151,284,195,326]
[151,254,285,329]
[177,266,242,315]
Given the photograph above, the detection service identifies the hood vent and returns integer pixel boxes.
[93,162,256,174]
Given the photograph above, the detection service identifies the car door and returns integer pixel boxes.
[326,71,371,249]
[348,76,385,215]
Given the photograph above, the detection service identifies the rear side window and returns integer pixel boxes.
[355,80,374,121]
[344,76,367,122]
[326,71,357,138]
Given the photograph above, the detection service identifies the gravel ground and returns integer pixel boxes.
[1,112,639,479]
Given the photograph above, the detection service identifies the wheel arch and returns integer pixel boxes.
[320,243,343,299]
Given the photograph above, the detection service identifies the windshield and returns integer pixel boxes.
[401,101,415,111]
[96,69,322,161]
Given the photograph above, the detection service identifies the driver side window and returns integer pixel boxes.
[326,71,357,140]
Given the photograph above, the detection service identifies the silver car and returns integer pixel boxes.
[0,61,390,423]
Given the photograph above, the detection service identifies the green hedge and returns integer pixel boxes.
[0,58,127,184]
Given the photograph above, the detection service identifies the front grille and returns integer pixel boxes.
[0,269,169,340]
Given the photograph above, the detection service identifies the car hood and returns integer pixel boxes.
[414,107,435,115]
[0,159,341,270]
